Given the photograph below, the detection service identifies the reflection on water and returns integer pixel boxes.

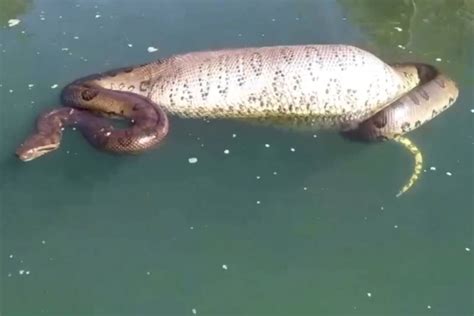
[0,0,33,24]
[339,0,474,81]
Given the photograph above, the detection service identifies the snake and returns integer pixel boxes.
[15,44,459,196]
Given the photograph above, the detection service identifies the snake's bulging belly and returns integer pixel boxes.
[96,45,418,129]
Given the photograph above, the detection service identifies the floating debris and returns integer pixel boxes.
[256,176,261,180]
[290,147,295,152]
[127,43,133,48]
[264,143,270,148]
[28,84,35,89]
[470,109,474,113]
[394,27,403,32]
[19,270,25,275]
[222,264,228,270]
[8,19,21,27]
[466,247,471,252]
[367,292,372,298]
[435,58,442,62]
[430,166,437,171]
[223,149,230,154]
[446,171,452,176]
[95,14,101,19]
[188,157,198,164]
[51,84,58,89]
[232,133,237,138]
[256,200,261,205]
[427,305,432,309]
[397,44,406,50]
[147,46,158,53]
[192,308,197,315]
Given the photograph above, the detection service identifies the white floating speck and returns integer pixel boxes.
[190,226,194,230]
[41,240,46,244]
[380,206,384,211]
[147,46,159,53]
[446,171,452,176]
[223,149,230,154]
[40,16,46,21]
[9,89,13,93]
[303,187,308,191]
[427,305,431,309]
[237,33,242,37]
[256,200,261,205]
[313,134,318,138]
[295,17,300,21]
[222,264,228,270]
[61,47,69,51]
[466,247,471,252]
[290,147,295,152]
[28,84,35,88]
[19,270,25,275]
[73,36,79,40]
[8,273,12,277]
[25,271,30,275]
[51,84,58,89]
[146,271,151,275]
[367,292,372,298]
[264,143,270,148]
[271,18,276,22]
[470,109,474,113]
[397,44,406,50]
[192,308,197,315]
[430,166,437,171]
[435,58,442,62]
[232,133,237,138]
[394,27,403,32]
[261,33,265,37]
[95,14,101,19]
[256,176,261,180]
[9,254,13,259]
[8,19,21,27]
[273,171,278,175]
[394,225,399,228]
[188,157,198,164]
[127,43,133,47]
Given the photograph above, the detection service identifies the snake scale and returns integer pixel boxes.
[15,44,459,196]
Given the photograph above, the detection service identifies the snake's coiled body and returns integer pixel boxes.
[16,44,459,196]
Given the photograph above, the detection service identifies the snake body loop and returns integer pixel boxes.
[15,44,459,196]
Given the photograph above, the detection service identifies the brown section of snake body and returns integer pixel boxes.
[15,85,168,161]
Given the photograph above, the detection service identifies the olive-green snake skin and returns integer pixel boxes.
[15,44,459,196]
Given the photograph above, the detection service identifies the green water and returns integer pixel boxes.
[1,0,473,315]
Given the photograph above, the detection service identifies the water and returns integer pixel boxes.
[1,0,473,315]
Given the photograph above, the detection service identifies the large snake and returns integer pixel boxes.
[15,44,459,196]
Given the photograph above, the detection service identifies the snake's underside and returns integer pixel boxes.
[15,44,459,196]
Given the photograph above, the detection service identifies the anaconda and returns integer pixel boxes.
[15,44,459,196]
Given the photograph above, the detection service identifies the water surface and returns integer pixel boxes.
[1,0,473,315]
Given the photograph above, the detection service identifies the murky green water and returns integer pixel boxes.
[1,0,473,315]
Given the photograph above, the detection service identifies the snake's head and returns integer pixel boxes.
[15,134,60,162]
